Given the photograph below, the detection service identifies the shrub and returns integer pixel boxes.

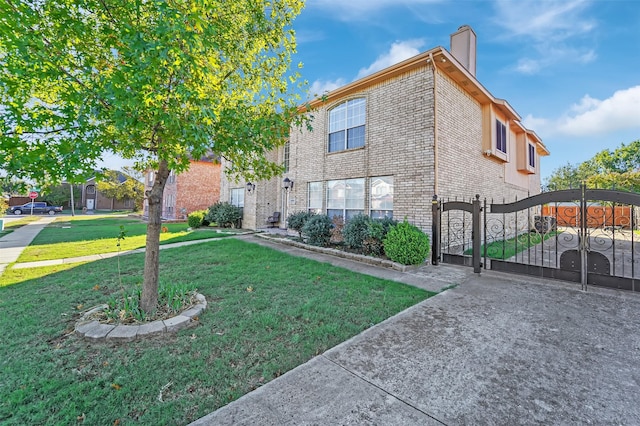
[287,211,314,239]
[362,217,398,256]
[342,214,371,249]
[187,210,205,228]
[302,214,332,246]
[206,202,241,228]
[205,202,222,225]
[383,219,430,265]
[0,198,7,214]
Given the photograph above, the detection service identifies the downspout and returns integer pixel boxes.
[429,52,439,196]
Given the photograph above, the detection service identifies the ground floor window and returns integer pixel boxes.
[370,176,393,219]
[230,188,244,208]
[327,178,364,220]
[308,182,323,214]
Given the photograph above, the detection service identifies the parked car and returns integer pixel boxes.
[9,202,63,215]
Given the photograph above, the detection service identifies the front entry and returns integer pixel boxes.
[86,199,95,210]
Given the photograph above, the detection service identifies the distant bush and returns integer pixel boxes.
[0,198,7,214]
[206,202,241,228]
[187,210,205,228]
[342,214,371,249]
[302,214,332,247]
[287,211,314,239]
[383,219,430,265]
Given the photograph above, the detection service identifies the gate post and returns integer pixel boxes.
[432,195,440,265]
[472,194,481,273]
[580,183,588,291]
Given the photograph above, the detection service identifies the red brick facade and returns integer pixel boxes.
[144,160,221,220]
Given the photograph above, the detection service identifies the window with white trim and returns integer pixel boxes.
[283,142,290,173]
[230,188,244,208]
[328,98,366,153]
[496,119,507,154]
[165,194,175,215]
[327,178,364,220]
[308,182,323,214]
[370,176,393,219]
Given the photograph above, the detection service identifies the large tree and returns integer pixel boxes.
[0,0,307,312]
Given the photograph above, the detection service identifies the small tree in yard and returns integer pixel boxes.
[0,0,307,313]
[97,170,144,211]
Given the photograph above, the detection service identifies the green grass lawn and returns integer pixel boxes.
[17,216,234,262]
[0,239,432,425]
[465,231,561,259]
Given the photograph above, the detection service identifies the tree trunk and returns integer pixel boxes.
[140,159,170,313]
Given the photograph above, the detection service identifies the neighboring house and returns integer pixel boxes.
[143,158,221,220]
[82,172,138,211]
[221,26,549,232]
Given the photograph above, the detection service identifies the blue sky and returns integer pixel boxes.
[102,0,640,183]
[290,0,640,181]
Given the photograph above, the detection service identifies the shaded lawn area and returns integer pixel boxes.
[17,216,234,262]
[465,231,561,259]
[0,239,432,425]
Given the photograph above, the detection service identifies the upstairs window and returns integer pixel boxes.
[528,143,536,168]
[328,98,366,153]
[496,119,507,154]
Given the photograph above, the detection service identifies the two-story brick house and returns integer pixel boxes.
[144,158,221,220]
[221,26,549,232]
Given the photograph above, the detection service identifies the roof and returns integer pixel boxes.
[301,44,548,155]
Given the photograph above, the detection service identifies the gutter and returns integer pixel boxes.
[429,52,439,196]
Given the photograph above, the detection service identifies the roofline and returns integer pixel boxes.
[300,44,547,154]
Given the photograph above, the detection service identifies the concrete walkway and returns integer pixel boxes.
[0,216,57,275]
[191,270,640,425]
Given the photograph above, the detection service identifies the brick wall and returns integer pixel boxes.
[222,62,544,235]
[175,160,221,218]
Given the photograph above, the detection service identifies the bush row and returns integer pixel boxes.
[286,212,430,265]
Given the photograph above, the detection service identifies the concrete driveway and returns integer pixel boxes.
[193,271,640,425]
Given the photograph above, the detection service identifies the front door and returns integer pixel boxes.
[87,199,95,210]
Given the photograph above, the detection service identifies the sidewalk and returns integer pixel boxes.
[0,216,57,275]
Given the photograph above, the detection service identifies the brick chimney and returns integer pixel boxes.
[450,25,477,76]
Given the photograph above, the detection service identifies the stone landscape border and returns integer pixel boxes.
[75,293,207,341]
[255,233,422,272]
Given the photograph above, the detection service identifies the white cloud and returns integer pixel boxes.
[523,86,640,137]
[356,39,425,79]
[309,78,347,97]
[306,0,442,20]
[493,0,597,74]
[493,0,594,41]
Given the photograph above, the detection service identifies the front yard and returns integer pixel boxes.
[0,220,432,425]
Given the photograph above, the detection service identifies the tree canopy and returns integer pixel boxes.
[97,170,144,210]
[545,140,640,192]
[0,0,307,312]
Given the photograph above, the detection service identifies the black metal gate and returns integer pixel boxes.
[433,186,640,292]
